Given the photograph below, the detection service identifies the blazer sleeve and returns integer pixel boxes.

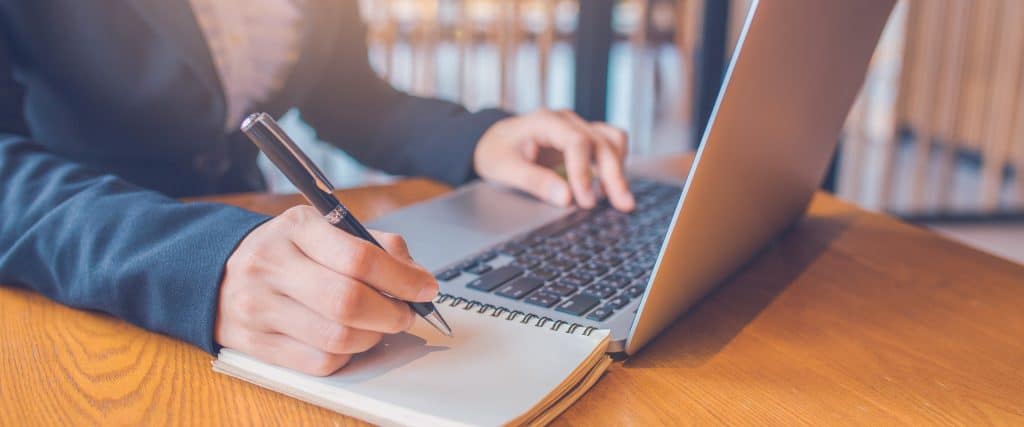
[0,32,269,354]
[298,3,512,187]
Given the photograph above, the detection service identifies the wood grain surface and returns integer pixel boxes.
[2,156,1022,426]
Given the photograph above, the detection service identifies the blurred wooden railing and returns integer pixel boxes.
[841,0,1024,217]
[358,0,703,156]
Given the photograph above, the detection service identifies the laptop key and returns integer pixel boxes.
[514,255,542,269]
[580,265,608,277]
[495,276,545,300]
[548,257,576,271]
[622,265,647,278]
[562,273,593,287]
[625,284,646,298]
[583,285,616,299]
[529,247,554,258]
[499,243,528,256]
[570,270,595,282]
[604,273,632,289]
[466,265,524,292]
[533,267,561,281]
[466,263,492,275]
[563,252,590,262]
[523,236,544,247]
[599,227,625,239]
[544,283,577,296]
[524,291,562,308]
[635,273,652,285]
[608,295,630,308]
[563,231,585,242]
[568,245,592,256]
[599,255,624,266]
[598,247,624,258]
[555,294,601,316]
[435,269,461,281]
[474,251,498,263]
[586,307,614,322]
[545,239,571,250]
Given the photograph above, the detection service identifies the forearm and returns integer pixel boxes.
[303,91,509,185]
[298,2,510,186]
[0,135,269,353]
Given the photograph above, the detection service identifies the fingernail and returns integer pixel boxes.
[548,183,569,206]
[417,283,438,302]
[580,191,596,208]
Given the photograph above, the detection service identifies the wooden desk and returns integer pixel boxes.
[2,156,1023,425]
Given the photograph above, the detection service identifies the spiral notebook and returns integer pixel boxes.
[213,295,612,426]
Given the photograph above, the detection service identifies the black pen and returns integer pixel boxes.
[240,112,453,337]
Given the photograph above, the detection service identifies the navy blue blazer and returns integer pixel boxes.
[0,1,508,353]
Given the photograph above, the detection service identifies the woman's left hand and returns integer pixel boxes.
[473,109,635,212]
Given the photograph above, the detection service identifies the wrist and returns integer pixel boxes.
[467,109,515,183]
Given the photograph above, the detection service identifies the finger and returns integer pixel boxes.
[529,111,596,208]
[561,133,596,208]
[585,124,635,211]
[557,113,627,161]
[593,140,636,211]
[489,157,573,206]
[284,209,439,302]
[257,293,384,355]
[554,112,633,210]
[591,122,630,158]
[222,330,352,377]
[268,256,417,334]
[369,230,413,262]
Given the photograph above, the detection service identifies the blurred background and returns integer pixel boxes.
[269,0,1024,264]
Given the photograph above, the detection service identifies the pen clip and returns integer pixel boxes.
[242,112,336,194]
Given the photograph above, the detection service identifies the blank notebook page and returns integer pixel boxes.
[216,303,610,426]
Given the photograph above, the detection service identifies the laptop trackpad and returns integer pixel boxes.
[367,182,571,271]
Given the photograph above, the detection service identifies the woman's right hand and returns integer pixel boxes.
[214,205,439,376]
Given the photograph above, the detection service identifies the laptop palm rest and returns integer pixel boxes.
[367,182,571,271]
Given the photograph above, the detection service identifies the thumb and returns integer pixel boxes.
[491,160,573,207]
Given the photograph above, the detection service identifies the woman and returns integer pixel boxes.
[0,1,634,376]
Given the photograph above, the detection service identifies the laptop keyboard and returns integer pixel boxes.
[434,178,682,322]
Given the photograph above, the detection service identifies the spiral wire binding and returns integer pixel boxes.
[436,293,597,336]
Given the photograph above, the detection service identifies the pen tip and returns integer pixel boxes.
[423,309,453,337]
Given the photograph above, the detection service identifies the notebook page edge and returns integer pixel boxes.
[214,355,470,427]
[506,330,612,426]
[524,356,615,427]
[505,329,611,424]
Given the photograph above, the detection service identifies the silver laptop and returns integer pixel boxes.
[370,0,895,355]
